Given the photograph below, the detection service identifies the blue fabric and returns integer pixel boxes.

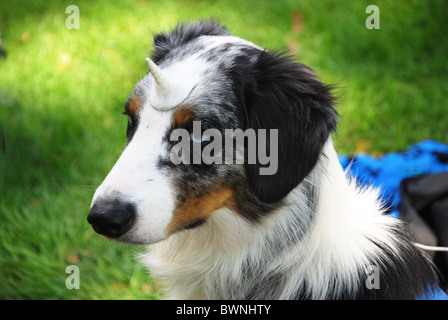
[419,287,448,300]
[339,140,448,218]
[338,140,448,300]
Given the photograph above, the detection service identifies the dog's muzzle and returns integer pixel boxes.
[87,199,136,238]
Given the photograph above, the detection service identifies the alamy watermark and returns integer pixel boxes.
[365,5,380,30]
[66,5,80,29]
[169,121,279,175]
[66,265,80,289]
[63,263,379,291]
[365,264,380,290]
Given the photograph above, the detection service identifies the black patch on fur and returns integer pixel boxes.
[353,227,440,300]
[152,19,230,63]
[183,218,207,230]
[230,50,338,203]
[199,42,233,62]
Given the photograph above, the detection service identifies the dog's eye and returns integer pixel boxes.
[122,111,134,127]
[190,131,210,143]
[122,111,138,142]
[122,110,132,117]
[122,111,135,123]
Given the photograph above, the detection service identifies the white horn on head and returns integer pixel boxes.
[145,57,169,93]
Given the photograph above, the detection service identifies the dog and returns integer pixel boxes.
[88,20,440,299]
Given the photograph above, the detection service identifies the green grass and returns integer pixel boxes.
[0,0,447,299]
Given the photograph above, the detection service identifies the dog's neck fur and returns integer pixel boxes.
[140,139,421,299]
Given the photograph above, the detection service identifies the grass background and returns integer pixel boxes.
[0,0,447,299]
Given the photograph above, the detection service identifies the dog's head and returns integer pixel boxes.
[88,20,337,244]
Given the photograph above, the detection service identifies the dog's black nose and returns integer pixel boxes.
[88,200,136,238]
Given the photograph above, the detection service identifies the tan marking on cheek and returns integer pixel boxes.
[173,106,195,128]
[165,188,234,235]
[128,95,141,116]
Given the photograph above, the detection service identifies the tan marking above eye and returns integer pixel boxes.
[128,95,141,116]
[165,188,234,235]
[173,106,195,128]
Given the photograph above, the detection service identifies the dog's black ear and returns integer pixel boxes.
[236,51,338,203]
[152,20,230,63]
